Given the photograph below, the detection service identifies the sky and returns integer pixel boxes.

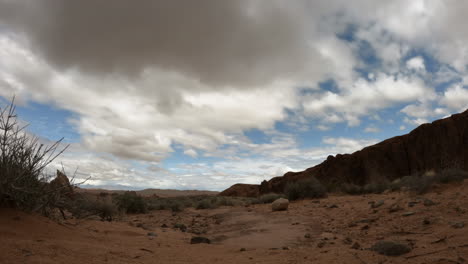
[0,0,468,191]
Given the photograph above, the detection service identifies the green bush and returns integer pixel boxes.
[259,193,284,204]
[196,198,214,209]
[114,192,147,214]
[214,196,235,206]
[284,177,327,201]
[0,99,69,214]
[66,194,118,221]
[362,182,390,194]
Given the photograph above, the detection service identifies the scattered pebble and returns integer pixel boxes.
[402,211,415,217]
[371,200,385,209]
[451,222,465,229]
[351,242,361,250]
[423,199,436,206]
[317,241,326,248]
[190,236,211,244]
[343,237,352,245]
[371,241,411,256]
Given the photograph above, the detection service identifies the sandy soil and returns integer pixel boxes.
[1,181,468,264]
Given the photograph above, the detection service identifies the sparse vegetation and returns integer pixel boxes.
[259,193,285,204]
[284,177,327,201]
[70,196,118,221]
[114,191,148,214]
[0,99,69,215]
[340,169,468,195]
[145,195,261,212]
[341,181,390,195]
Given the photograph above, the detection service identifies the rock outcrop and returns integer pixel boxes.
[221,109,468,196]
[219,184,259,197]
[50,170,74,197]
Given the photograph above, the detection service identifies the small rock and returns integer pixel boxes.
[161,224,168,228]
[282,247,289,250]
[402,211,415,217]
[272,198,289,211]
[343,237,353,245]
[408,201,419,207]
[304,233,311,239]
[190,236,211,244]
[371,241,411,256]
[357,218,375,223]
[317,241,326,248]
[147,232,157,237]
[328,204,338,209]
[240,248,246,252]
[371,200,385,209]
[351,242,361,249]
[423,199,436,206]
[174,223,187,232]
[422,218,431,225]
[451,222,465,229]
[388,204,403,213]
[361,225,370,230]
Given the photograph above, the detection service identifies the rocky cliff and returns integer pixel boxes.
[221,109,468,197]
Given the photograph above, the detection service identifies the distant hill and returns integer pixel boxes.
[221,108,468,197]
[76,187,218,198]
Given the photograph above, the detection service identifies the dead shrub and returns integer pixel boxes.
[0,98,69,214]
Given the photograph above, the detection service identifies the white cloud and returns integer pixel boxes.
[441,84,468,112]
[364,126,380,133]
[303,73,433,126]
[184,149,198,158]
[406,56,426,71]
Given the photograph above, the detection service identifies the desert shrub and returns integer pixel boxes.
[259,193,284,204]
[362,181,390,194]
[196,198,214,209]
[341,181,390,195]
[114,192,147,214]
[0,99,69,214]
[340,183,364,195]
[434,168,468,183]
[214,196,235,206]
[284,177,327,201]
[65,194,118,221]
[396,174,433,194]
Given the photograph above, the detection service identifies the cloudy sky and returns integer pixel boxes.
[1,0,467,191]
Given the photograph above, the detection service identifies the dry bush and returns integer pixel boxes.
[259,193,285,203]
[285,177,327,201]
[113,191,148,214]
[0,99,69,214]
[67,194,118,221]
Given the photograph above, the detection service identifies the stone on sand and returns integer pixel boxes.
[271,198,289,211]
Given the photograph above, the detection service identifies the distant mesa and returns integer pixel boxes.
[219,184,259,197]
[221,108,468,197]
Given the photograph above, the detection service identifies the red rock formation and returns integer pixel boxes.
[50,170,74,197]
[222,109,468,196]
[219,183,259,197]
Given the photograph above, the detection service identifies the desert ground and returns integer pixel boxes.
[1,181,468,264]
